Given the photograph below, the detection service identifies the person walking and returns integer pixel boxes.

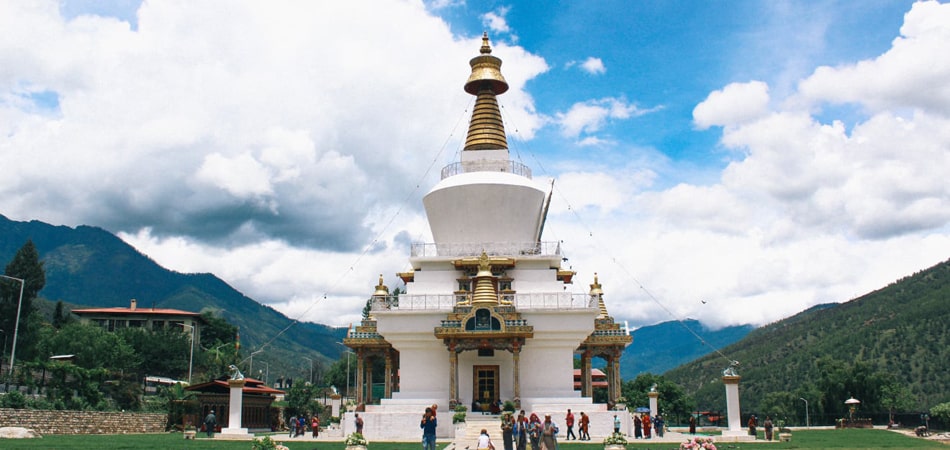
[748,415,757,437]
[515,410,528,450]
[655,415,664,437]
[688,415,696,434]
[204,409,216,438]
[355,413,364,434]
[643,413,652,439]
[764,416,773,441]
[312,415,320,438]
[634,414,642,439]
[421,407,438,450]
[289,414,297,437]
[528,413,541,450]
[579,412,590,440]
[565,409,576,440]
[540,414,558,450]
[501,412,514,450]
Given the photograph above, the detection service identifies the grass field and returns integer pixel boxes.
[0,429,943,449]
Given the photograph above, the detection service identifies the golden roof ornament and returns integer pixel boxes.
[590,273,609,318]
[373,274,389,296]
[463,33,509,151]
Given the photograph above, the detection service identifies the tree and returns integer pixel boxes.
[1,240,46,355]
[118,327,190,379]
[622,373,695,425]
[36,322,138,371]
[52,300,74,329]
[284,382,323,420]
[930,402,950,427]
[199,311,238,348]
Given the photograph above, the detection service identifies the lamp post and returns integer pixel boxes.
[302,356,314,385]
[336,342,354,401]
[0,275,25,378]
[246,349,263,375]
[1,328,5,370]
[177,323,195,384]
[799,397,809,428]
[258,361,269,385]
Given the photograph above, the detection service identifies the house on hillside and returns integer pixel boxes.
[72,298,204,340]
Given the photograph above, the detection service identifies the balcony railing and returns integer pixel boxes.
[411,241,561,258]
[372,293,596,312]
[440,160,532,180]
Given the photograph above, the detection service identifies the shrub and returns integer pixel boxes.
[345,431,368,446]
[603,432,627,445]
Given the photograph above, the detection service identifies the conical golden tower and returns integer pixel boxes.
[463,33,509,151]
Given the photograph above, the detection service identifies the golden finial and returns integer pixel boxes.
[589,273,603,296]
[590,273,609,318]
[373,274,389,297]
[463,33,509,151]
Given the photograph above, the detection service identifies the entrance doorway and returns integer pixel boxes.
[473,365,499,413]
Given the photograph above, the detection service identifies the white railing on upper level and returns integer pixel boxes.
[372,292,596,312]
[440,160,532,180]
[411,241,561,258]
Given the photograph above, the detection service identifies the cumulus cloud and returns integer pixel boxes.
[556,97,654,139]
[693,81,770,129]
[481,7,511,34]
[573,57,606,75]
[794,1,950,116]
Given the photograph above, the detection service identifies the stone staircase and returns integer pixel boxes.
[453,414,508,450]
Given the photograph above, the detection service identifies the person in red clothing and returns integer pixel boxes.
[565,409,576,440]
[642,413,652,439]
[312,415,319,438]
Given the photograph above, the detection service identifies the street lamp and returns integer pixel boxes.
[0,275,25,377]
[258,361,269,384]
[799,397,809,428]
[302,356,314,385]
[177,323,195,384]
[336,342,354,400]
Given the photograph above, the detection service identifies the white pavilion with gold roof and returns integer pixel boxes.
[342,34,632,441]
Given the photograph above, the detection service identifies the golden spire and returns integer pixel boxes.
[463,33,509,151]
[590,273,609,318]
[373,274,390,296]
[471,251,499,306]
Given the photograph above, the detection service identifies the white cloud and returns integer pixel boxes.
[795,1,950,116]
[481,7,511,34]
[556,97,651,139]
[579,57,606,75]
[693,81,770,129]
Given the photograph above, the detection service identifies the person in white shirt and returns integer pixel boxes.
[477,428,496,450]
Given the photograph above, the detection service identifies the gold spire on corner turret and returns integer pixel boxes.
[590,273,609,318]
[373,274,389,297]
[463,33,509,151]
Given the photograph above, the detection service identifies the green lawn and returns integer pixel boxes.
[0,429,942,450]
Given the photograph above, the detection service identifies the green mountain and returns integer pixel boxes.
[0,214,347,381]
[621,319,753,379]
[664,257,950,421]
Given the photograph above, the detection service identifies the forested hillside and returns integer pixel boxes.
[621,319,753,378]
[665,258,950,424]
[0,215,347,380]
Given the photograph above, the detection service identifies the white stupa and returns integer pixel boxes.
[343,34,632,441]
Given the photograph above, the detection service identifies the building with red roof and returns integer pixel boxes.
[186,376,285,432]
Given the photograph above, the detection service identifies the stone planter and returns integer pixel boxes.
[779,432,792,442]
[346,446,367,450]
[605,445,626,450]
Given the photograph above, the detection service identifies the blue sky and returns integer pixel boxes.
[2,1,949,329]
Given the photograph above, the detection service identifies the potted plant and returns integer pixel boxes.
[614,396,628,410]
[777,419,792,442]
[345,431,368,450]
[603,432,627,449]
[453,404,468,424]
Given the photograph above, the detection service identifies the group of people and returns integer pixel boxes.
[481,409,594,450]
[632,412,664,439]
[286,414,320,438]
